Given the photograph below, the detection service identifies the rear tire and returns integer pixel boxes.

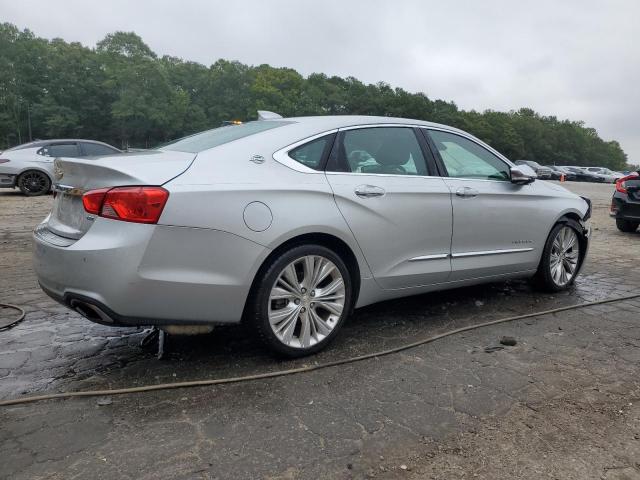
[534,220,584,292]
[616,219,639,233]
[17,170,51,196]
[246,244,353,357]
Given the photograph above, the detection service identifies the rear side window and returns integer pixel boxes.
[82,142,119,156]
[288,135,334,171]
[328,127,428,176]
[42,143,80,158]
[161,121,292,153]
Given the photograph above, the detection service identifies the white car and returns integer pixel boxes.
[581,167,624,183]
[0,139,121,196]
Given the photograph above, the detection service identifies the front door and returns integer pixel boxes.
[325,126,452,289]
[424,129,547,281]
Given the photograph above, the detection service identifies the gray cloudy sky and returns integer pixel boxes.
[3,0,639,163]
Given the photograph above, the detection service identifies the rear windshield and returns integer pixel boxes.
[160,121,292,153]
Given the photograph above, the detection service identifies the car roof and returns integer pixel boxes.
[276,115,467,133]
[7,139,119,151]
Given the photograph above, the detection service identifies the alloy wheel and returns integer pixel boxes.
[268,255,345,349]
[549,226,580,286]
[18,171,49,195]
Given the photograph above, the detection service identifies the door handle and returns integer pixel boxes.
[455,186,479,198]
[355,185,385,198]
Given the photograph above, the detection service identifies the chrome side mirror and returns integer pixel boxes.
[510,165,537,185]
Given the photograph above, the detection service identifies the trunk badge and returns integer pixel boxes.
[250,155,265,164]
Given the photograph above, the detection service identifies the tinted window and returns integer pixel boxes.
[329,127,428,176]
[161,121,292,153]
[43,143,80,157]
[429,130,510,181]
[288,135,332,170]
[82,142,119,156]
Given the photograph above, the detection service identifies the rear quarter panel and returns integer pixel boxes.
[161,135,373,280]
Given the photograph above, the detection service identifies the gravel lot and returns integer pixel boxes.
[1,181,639,480]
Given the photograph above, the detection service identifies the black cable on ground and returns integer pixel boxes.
[0,303,26,331]
[1,292,639,407]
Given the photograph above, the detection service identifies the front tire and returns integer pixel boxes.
[247,244,353,357]
[616,219,639,233]
[534,221,584,292]
[17,170,51,196]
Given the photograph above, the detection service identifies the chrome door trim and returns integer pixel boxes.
[408,253,450,262]
[272,129,338,173]
[451,247,534,258]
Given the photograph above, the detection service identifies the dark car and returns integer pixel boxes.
[561,166,604,182]
[611,173,640,232]
[547,165,576,181]
[515,160,553,179]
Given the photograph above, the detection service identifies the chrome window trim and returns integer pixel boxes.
[451,247,534,258]
[408,253,450,262]
[272,129,338,173]
[325,171,444,180]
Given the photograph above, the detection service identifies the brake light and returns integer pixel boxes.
[615,174,639,194]
[0,159,10,164]
[82,186,169,224]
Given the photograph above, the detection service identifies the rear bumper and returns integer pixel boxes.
[610,195,640,221]
[33,218,270,326]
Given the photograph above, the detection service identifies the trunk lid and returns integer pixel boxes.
[45,150,195,240]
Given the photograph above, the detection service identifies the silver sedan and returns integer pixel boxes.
[33,115,591,356]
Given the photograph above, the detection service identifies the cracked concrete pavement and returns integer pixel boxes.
[1,181,639,479]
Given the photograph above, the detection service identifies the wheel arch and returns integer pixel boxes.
[243,231,363,320]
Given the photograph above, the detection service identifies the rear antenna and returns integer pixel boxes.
[257,110,283,120]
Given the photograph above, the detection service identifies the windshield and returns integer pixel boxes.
[160,121,292,153]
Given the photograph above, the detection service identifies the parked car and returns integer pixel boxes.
[548,165,577,181]
[514,160,553,179]
[583,167,624,183]
[33,115,591,357]
[0,139,122,196]
[561,166,605,183]
[610,173,640,232]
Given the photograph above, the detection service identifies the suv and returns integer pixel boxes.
[515,160,552,179]
[0,139,122,196]
[611,173,640,232]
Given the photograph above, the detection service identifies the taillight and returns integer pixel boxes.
[82,188,109,215]
[0,159,10,164]
[615,174,639,194]
[82,186,169,224]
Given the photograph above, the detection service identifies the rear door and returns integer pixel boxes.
[325,126,452,289]
[423,128,545,281]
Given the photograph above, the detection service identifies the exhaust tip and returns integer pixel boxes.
[70,299,114,324]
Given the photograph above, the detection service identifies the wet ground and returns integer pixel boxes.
[1,181,639,479]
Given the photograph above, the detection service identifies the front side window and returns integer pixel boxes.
[82,142,119,156]
[42,143,80,158]
[288,135,333,171]
[328,127,428,176]
[428,130,510,181]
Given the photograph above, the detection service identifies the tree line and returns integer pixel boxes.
[0,23,630,170]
